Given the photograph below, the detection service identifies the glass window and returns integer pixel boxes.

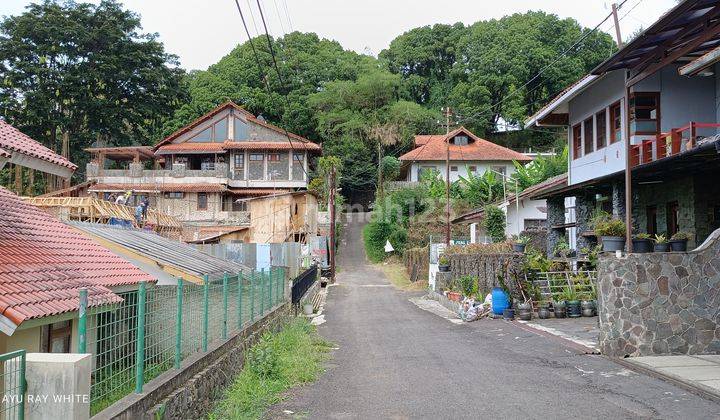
[292,153,305,180]
[572,124,582,160]
[596,110,607,150]
[450,165,458,172]
[469,165,477,173]
[418,165,437,180]
[453,135,468,146]
[268,152,289,180]
[213,118,228,141]
[610,102,622,143]
[200,157,215,170]
[630,92,660,135]
[233,117,248,141]
[491,165,506,177]
[197,192,208,210]
[233,153,245,180]
[249,153,264,180]
[189,126,212,142]
[164,192,184,199]
[583,118,594,155]
[43,320,71,353]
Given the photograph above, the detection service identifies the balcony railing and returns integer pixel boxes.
[630,122,720,167]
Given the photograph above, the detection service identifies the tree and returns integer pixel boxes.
[510,147,568,190]
[0,0,186,185]
[484,205,507,243]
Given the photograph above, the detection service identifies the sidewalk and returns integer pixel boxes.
[622,355,720,402]
[518,316,600,353]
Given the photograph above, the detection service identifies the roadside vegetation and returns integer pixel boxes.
[209,319,332,420]
[374,256,427,291]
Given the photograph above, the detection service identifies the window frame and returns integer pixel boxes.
[572,124,582,160]
[609,101,622,144]
[197,192,208,211]
[42,320,72,353]
[164,192,184,199]
[629,92,661,136]
[596,109,607,150]
[583,117,594,155]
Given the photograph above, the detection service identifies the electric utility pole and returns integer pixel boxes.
[328,165,337,282]
[444,106,451,245]
[611,3,624,49]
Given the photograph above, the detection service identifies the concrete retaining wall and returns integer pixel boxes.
[597,229,720,357]
[93,303,290,420]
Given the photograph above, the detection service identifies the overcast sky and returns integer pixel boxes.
[2,0,677,71]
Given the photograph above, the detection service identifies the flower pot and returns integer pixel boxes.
[512,243,526,253]
[581,300,595,317]
[518,311,532,321]
[447,291,462,302]
[567,300,582,318]
[669,239,688,252]
[438,264,450,272]
[538,307,550,319]
[553,302,566,318]
[632,239,653,253]
[503,308,515,320]
[654,243,670,252]
[601,236,625,252]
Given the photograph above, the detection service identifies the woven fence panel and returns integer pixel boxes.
[447,252,525,298]
[402,247,429,282]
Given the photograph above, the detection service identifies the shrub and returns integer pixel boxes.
[483,205,506,243]
[363,220,394,262]
[671,231,691,241]
[455,275,478,297]
[594,218,626,237]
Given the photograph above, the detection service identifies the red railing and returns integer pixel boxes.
[630,122,720,167]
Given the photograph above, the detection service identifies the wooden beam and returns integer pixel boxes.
[679,44,720,75]
[627,18,720,86]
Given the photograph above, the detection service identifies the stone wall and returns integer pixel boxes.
[597,229,720,357]
[633,176,696,247]
[447,252,524,298]
[546,197,565,257]
[94,303,290,420]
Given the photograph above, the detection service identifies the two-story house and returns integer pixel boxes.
[398,127,531,182]
[86,101,321,229]
[526,0,720,253]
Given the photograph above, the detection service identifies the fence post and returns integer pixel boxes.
[222,272,228,339]
[250,270,255,321]
[175,278,183,369]
[203,275,209,352]
[18,351,26,420]
[135,281,147,394]
[78,288,88,353]
[260,268,265,315]
[278,267,284,302]
[269,267,274,308]
[237,272,243,329]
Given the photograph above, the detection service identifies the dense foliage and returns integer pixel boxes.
[0,0,186,185]
[484,205,507,243]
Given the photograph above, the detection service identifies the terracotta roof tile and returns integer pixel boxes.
[155,140,321,155]
[228,188,291,196]
[400,127,531,162]
[0,120,77,170]
[90,183,226,193]
[0,187,154,327]
[0,147,10,158]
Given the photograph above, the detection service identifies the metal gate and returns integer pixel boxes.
[1,350,26,420]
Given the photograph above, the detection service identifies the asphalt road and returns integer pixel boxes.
[270,214,720,419]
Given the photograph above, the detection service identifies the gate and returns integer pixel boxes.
[1,350,26,420]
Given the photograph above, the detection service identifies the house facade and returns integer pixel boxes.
[399,127,531,182]
[526,0,720,253]
[86,102,321,227]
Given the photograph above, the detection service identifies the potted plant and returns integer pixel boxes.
[537,302,551,319]
[632,233,653,253]
[595,218,626,252]
[653,234,670,252]
[438,254,450,272]
[553,240,571,258]
[560,286,581,318]
[516,300,532,321]
[512,235,530,253]
[670,231,691,252]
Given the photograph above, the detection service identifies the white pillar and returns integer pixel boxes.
[470,223,477,244]
[24,353,91,420]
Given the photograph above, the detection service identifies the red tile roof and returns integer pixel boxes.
[0,187,154,327]
[228,188,291,196]
[0,120,77,170]
[154,101,318,149]
[155,140,321,155]
[399,127,531,162]
[90,183,226,193]
[0,147,10,159]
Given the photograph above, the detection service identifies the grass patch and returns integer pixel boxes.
[375,257,428,291]
[209,319,332,419]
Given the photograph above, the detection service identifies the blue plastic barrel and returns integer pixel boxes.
[491,287,509,315]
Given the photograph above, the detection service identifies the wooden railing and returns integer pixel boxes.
[630,122,720,167]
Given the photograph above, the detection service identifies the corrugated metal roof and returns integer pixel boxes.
[69,222,249,280]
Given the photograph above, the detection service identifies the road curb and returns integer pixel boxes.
[609,356,720,404]
[510,320,599,355]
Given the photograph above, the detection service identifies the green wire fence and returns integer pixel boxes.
[0,349,26,420]
[82,267,286,416]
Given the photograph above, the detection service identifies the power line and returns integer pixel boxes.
[231,0,310,180]
[281,0,294,32]
[244,0,261,39]
[272,0,287,34]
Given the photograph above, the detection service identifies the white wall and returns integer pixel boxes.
[501,197,547,237]
[407,161,516,182]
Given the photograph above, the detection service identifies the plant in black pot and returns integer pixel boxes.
[653,234,670,252]
[512,235,530,253]
[560,286,582,318]
[552,294,567,318]
[670,231,691,252]
[438,254,450,272]
[595,218,626,252]
[632,233,653,253]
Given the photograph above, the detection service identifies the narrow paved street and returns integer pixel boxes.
[272,215,720,419]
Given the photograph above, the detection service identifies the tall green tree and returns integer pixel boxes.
[0,0,186,180]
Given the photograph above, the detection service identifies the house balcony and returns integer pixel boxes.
[630,122,720,167]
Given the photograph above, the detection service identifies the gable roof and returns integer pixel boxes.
[0,187,154,333]
[154,101,317,150]
[155,140,321,155]
[0,120,77,176]
[399,127,531,162]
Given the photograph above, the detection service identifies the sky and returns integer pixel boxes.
[2,0,677,71]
